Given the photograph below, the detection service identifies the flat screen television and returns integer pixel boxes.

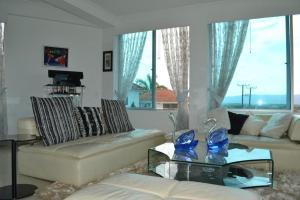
[48,70,83,86]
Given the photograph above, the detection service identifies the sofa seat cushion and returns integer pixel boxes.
[65,173,260,200]
[19,129,165,159]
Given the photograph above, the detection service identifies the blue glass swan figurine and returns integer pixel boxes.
[205,118,229,153]
[174,129,198,150]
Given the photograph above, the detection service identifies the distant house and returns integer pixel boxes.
[126,84,143,108]
[139,87,178,109]
[156,88,177,109]
[127,85,178,109]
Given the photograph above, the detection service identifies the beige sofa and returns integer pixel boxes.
[168,114,300,171]
[65,173,261,200]
[17,117,165,186]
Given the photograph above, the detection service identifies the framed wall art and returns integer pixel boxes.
[103,51,113,72]
[44,46,68,67]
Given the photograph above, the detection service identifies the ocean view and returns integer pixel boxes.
[223,94,300,109]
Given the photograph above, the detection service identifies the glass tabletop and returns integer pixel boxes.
[0,134,38,142]
[150,142,272,166]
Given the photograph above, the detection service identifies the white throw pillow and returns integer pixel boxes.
[260,113,293,139]
[207,108,231,130]
[240,115,267,136]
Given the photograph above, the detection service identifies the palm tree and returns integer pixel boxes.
[135,74,152,91]
[135,73,169,91]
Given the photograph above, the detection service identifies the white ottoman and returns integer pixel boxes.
[65,173,261,200]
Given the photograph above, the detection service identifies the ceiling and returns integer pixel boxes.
[37,0,225,28]
[91,0,223,16]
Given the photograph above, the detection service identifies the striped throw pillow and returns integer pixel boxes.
[75,107,107,137]
[30,96,80,146]
[101,99,134,133]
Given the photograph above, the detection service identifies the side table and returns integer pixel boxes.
[0,134,39,200]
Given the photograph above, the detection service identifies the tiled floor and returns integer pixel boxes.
[0,144,51,200]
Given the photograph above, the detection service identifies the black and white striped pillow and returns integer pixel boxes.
[30,96,80,146]
[101,99,134,133]
[75,107,106,137]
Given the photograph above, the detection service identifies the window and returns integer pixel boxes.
[0,23,4,54]
[293,15,300,112]
[222,15,298,110]
[128,31,154,108]
[119,27,190,109]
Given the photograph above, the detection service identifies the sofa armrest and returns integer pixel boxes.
[17,117,39,136]
[288,115,300,141]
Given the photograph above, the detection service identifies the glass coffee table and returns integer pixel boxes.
[148,142,273,188]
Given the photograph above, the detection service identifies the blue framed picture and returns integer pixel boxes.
[44,46,68,67]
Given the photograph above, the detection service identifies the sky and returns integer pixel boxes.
[293,15,300,95]
[227,15,300,98]
[227,16,287,97]
[134,30,172,90]
[134,15,300,98]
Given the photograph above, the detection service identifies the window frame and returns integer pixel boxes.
[122,28,189,111]
[151,30,156,109]
[124,30,156,110]
[291,14,300,112]
[222,15,295,111]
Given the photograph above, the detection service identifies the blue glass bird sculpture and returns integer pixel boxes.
[205,118,229,153]
[174,129,198,150]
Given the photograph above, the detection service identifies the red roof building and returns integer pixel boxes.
[156,88,176,102]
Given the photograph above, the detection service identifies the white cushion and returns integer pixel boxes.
[288,115,300,141]
[260,113,293,139]
[65,173,260,200]
[207,108,231,130]
[240,115,267,136]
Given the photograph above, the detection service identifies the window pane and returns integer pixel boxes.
[293,15,300,111]
[223,16,289,109]
[127,31,153,108]
[121,27,189,110]
[156,29,177,109]
[0,23,4,53]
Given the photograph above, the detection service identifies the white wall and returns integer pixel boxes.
[102,0,300,133]
[5,15,103,134]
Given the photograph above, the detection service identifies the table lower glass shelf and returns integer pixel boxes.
[149,160,273,188]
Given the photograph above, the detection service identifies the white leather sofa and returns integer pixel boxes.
[17,117,166,186]
[168,114,300,171]
[65,173,261,200]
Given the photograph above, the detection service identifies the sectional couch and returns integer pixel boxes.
[167,114,300,171]
[17,111,300,188]
[17,117,165,186]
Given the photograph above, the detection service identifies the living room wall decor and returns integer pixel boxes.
[44,46,68,67]
[103,51,113,72]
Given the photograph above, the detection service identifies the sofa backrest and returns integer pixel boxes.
[254,114,271,122]
[17,117,39,136]
[18,114,300,142]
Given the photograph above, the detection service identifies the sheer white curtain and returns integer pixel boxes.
[209,20,249,109]
[117,32,147,101]
[161,27,190,130]
[0,23,7,136]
